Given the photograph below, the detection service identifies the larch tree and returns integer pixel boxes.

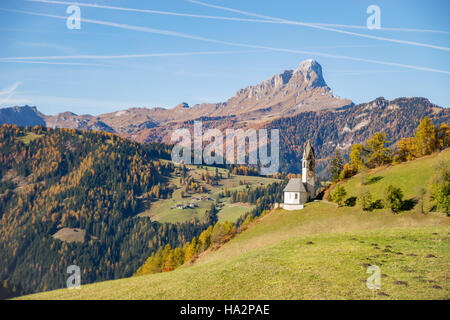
[331,185,347,206]
[437,123,450,150]
[349,143,364,172]
[357,188,373,211]
[365,132,393,167]
[393,137,417,164]
[384,185,404,213]
[329,150,344,182]
[414,117,437,156]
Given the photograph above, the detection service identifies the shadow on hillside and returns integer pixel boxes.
[401,198,418,211]
[344,196,357,207]
[365,176,383,185]
[315,188,325,200]
[370,199,384,210]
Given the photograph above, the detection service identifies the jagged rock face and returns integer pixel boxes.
[213,59,345,120]
[296,59,327,88]
[234,59,327,102]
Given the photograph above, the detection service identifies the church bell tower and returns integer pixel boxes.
[302,140,316,200]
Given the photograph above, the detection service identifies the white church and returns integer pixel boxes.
[281,140,316,210]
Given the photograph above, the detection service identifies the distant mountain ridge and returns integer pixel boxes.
[1,60,448,174]
[0,105,45,127]
[0,59,351,135]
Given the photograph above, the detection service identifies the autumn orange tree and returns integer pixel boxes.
[365,132,392,168]
[415,117,438,156]
[338,117,448,180]
[393,137,417,163]
[135,220,236,276]
[437,123,450,149]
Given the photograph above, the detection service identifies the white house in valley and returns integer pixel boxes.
[281,140,316,210]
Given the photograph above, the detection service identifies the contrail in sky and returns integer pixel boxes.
[0,60,103,66]
[28,0,450,34]
[187,0,450,51]
[0,50,265,61]
[0,82,21,96]
[0,47,389,61]
[1,7,449,74]
[0,82,22,105]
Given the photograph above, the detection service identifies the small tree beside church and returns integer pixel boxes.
[331,185,347,206]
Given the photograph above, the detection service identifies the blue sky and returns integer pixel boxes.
[0,0,449,115]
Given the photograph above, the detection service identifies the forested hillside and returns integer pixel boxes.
[0,125,212,298]
[267,97,449,175]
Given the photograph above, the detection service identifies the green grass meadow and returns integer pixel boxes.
[19,202,449,300]
[339,148,449,202]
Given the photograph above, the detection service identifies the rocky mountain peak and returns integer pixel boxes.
[226,59,333,112]
[296,59,320,73]
[294,59,327,88]
[244,60,327,96]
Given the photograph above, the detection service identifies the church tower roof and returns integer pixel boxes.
[302,140,315,159]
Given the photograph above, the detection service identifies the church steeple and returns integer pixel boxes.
[302,140,316,200]
[302,140,315,174]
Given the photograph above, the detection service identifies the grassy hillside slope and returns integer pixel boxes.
[19,202,449,300]
[337,148,449,202]
[18,151,450,300]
